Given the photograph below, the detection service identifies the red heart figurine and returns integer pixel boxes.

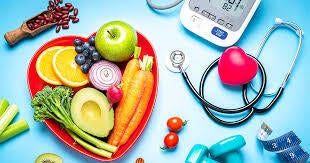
[218,46,258,86]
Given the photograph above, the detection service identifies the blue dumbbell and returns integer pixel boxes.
[209,135,246,163]
[185,144,219,163]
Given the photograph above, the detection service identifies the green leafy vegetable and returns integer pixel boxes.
[31,86,117,154]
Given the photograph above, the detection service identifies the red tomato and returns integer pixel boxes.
[163,132,179,149]
[167,116,187,132]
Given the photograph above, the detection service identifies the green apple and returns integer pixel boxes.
[95,21,137,62]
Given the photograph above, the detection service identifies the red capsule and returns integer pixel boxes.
[55,6,62,12]
[49,0,54,7]
[54,0,59,5]
[53,14,60,19]
[55,12,63,16]
[73,8,78,16]
[57,19,63,25]
[65,3,72,7]
[62,10,69,14]
[61,6,69,10]
[34,24,40,29]
[72,18,79,23]
[46,17,52,22]
[69,15,76,19]
[56,25,61,32]
[38,15,45,20]
[69,6,74,12]
[63,17,70,21]
[62,21,69,25]
[27,23,32,29]
[62,24,69,29]
[61,14,68,19]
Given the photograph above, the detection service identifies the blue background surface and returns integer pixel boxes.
[0,0,309,162]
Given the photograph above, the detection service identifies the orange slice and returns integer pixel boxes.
[52,46,89,87]
[36,46,63,85]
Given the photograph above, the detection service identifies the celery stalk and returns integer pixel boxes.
[67,129,113,158]
[0,99,9,116]
[0,119,29,143]
[0,104,19,135]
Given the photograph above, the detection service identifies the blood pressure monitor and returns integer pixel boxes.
[180,0,261,47]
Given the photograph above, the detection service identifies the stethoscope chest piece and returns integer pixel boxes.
[165,50,189,73]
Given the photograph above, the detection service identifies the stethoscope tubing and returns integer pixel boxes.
[179,55,267,126]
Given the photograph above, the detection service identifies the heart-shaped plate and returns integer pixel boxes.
[27,32,158,162]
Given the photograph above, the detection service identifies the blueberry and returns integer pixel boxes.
[82,50,90,58]
[75,54,86,65]
[81,63,91,74]
[73,39,83,46]
[89,36,95,46]
[86,59,94,66]
[88,46,95,54]
[82,42,90,50]
[91,51,101,61]
[75,46,84,53]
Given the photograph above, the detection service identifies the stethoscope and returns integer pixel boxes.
[168,18,303,126]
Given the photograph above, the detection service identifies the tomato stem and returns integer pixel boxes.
[160,146,169,150]
[183,120,189,126]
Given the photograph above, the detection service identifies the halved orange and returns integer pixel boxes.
[36,46,63,85]
[52,46,89,87]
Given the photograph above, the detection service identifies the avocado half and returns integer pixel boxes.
[71,87,114,137]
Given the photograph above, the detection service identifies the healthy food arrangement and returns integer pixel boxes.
[28,20,158,161]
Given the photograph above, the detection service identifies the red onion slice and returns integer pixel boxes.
[88,60,122,91]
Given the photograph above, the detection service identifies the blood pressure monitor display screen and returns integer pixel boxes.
[189,0,257,31]
[211,0,246,17]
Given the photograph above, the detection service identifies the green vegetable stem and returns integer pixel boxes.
[0,119,29,143]
[0,104,19,135]
[0,99,9,116]
[67,129,113,158]
[31,86,117,154]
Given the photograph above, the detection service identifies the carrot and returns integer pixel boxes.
[109,47,141,144]
[119,56,154,146]
[114,46,141,119]
[108,55,154,146]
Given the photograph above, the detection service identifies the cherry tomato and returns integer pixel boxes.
[161,132,179,150]
[167,116,187,132]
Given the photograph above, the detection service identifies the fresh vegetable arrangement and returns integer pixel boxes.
[29,20,158,160]
[31,86,117,158]
[0,99,29,143]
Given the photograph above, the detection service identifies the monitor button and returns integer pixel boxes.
[201,10,210,17]
[225,23,233,29]
[208,14,216,21]
[217,19,225,25]
[211,27,228,40]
